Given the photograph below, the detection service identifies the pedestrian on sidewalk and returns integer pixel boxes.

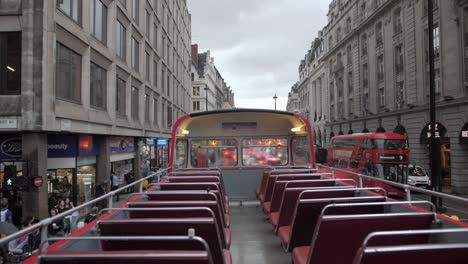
[111,171,120,201]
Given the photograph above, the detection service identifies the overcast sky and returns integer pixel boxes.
[187,0,329,110]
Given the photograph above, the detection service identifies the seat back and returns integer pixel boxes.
[167,176,220,184]
[146,191,225,214]
[99,218,225,264]
[260,170,318,200]
[276,186,356,230]
[158,183,226,206]
[170,171,221,177]
[356,244,468,264]
[287,196,386,251]
[269,178,326,213]
[128,202,226,246]
[264,173,325,204]
[308,213,434,264]
[39,251,211,264]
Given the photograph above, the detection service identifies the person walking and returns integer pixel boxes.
[0,198,13,223]
[111,171,120,201]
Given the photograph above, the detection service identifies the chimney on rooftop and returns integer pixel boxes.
[191,44,199,66]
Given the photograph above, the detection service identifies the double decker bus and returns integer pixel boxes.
[328,132,409,196]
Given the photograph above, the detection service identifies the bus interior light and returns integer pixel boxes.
[181,129,190,135]
[291,125,304,132]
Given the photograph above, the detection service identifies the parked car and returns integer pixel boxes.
[407,165,431,189]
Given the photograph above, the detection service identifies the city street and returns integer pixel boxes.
[411,193,468,223]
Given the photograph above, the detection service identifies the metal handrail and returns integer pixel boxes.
[0,168,169,247]
[318,164,468,205]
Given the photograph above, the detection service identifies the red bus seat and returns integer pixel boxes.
[354,244,468,264]
[128,201,230,248]
[259,170,319,203]
[263,176,321,214]
[282,196,386,251]
[158,183,229,214]
[291,212,434,264]
[272,185,356,229]
[98,218,231,264]
[39,250,211,264]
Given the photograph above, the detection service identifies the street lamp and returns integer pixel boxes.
[204,86,209,111]
[273,94,278,110]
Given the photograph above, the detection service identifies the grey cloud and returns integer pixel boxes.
[188,0,329,109]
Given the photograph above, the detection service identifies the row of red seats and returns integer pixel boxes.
[39,168,232,264]
[257,167,468,264]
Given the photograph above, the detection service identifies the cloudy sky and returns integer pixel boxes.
[187,0,329,110]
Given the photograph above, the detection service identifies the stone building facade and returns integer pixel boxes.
[0,0,192,218]
[288,0,468,194]
[190,44,234,112]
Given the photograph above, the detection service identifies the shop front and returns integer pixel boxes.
[47,134,98,206]
[110,137,135,188]
[156,138,170,169]
[0,134,23,187]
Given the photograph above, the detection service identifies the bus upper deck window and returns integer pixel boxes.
[242,138,288,166]
[292,136,311,165]
[191,139,237,168]
[175,139,188,168]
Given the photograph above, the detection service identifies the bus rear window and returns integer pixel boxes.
[373,139,408,150]
[292,136,311,165]
[191,139,237,168]
[175,139,187,168]
[242,138,288,166]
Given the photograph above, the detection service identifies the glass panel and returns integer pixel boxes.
[191,139,238,167]
[292,136,311,165]
[175,139,187,168]
[242,138,288,166]
[373,139,408,150]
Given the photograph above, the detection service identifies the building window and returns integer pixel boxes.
[145,51,150,81]
[167,74,170,96]
[360,1,367,20]
[362,63,369,88]
[345,17,352,34]
[153,97,158,125]
[395,44,404,74]
[167,105,172,127]
[346,45,352,65]
[376,22,383,47]
[90,0,107,44]
[192,86,200,96]
[153,23,158,49]
[116,76,126,116]
[56,43,81,103]
[378,87,385,108]
[132,0,139,23]
[433,25,440,59]
[115,20,126,60]
[191,73,194,81]
[145,9,151,38]
[377,55,384,83]
[336,27,342,42]
[393,7,402,35]
[131,86,139,120]
[328,35,333,49]
[90,62,106,109]
[145,93,150,122]
[396,80,404,109]
[57,0,81,24]
[193,101,200,111]
[153,60,158,87]
[361,34,367,56]
[0,32,21,95]
[131,37,139,71]
[435,68,441,94]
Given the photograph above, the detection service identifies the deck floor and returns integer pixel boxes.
[229,205,291,264]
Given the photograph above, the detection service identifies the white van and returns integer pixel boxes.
[407,165,431,189]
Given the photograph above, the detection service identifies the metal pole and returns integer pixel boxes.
[204,86,208,111]
[427,0,443,211]
[273,94,278,110]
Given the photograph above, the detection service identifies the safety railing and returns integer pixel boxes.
[0,168,168,248]
[318,164,468,205]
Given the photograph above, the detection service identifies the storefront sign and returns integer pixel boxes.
[33,176,43,187]
[48,135,77,158]
[0,135,21,160]
[0,117,17,129]
[157,138,168,146]
[77,156,97,166]
[79,135,98,157]
[146,138,155,146]
[460,123,468,144]
[110,137,135,154]
[420,122,446,144]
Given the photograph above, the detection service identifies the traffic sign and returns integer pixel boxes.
[33,176,43,187]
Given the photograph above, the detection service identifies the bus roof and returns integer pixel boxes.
[189,108,294,118]
[331,132,407,140]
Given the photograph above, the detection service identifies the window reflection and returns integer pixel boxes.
[242,138,288,166]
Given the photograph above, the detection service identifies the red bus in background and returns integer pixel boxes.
[327,132,409,197]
